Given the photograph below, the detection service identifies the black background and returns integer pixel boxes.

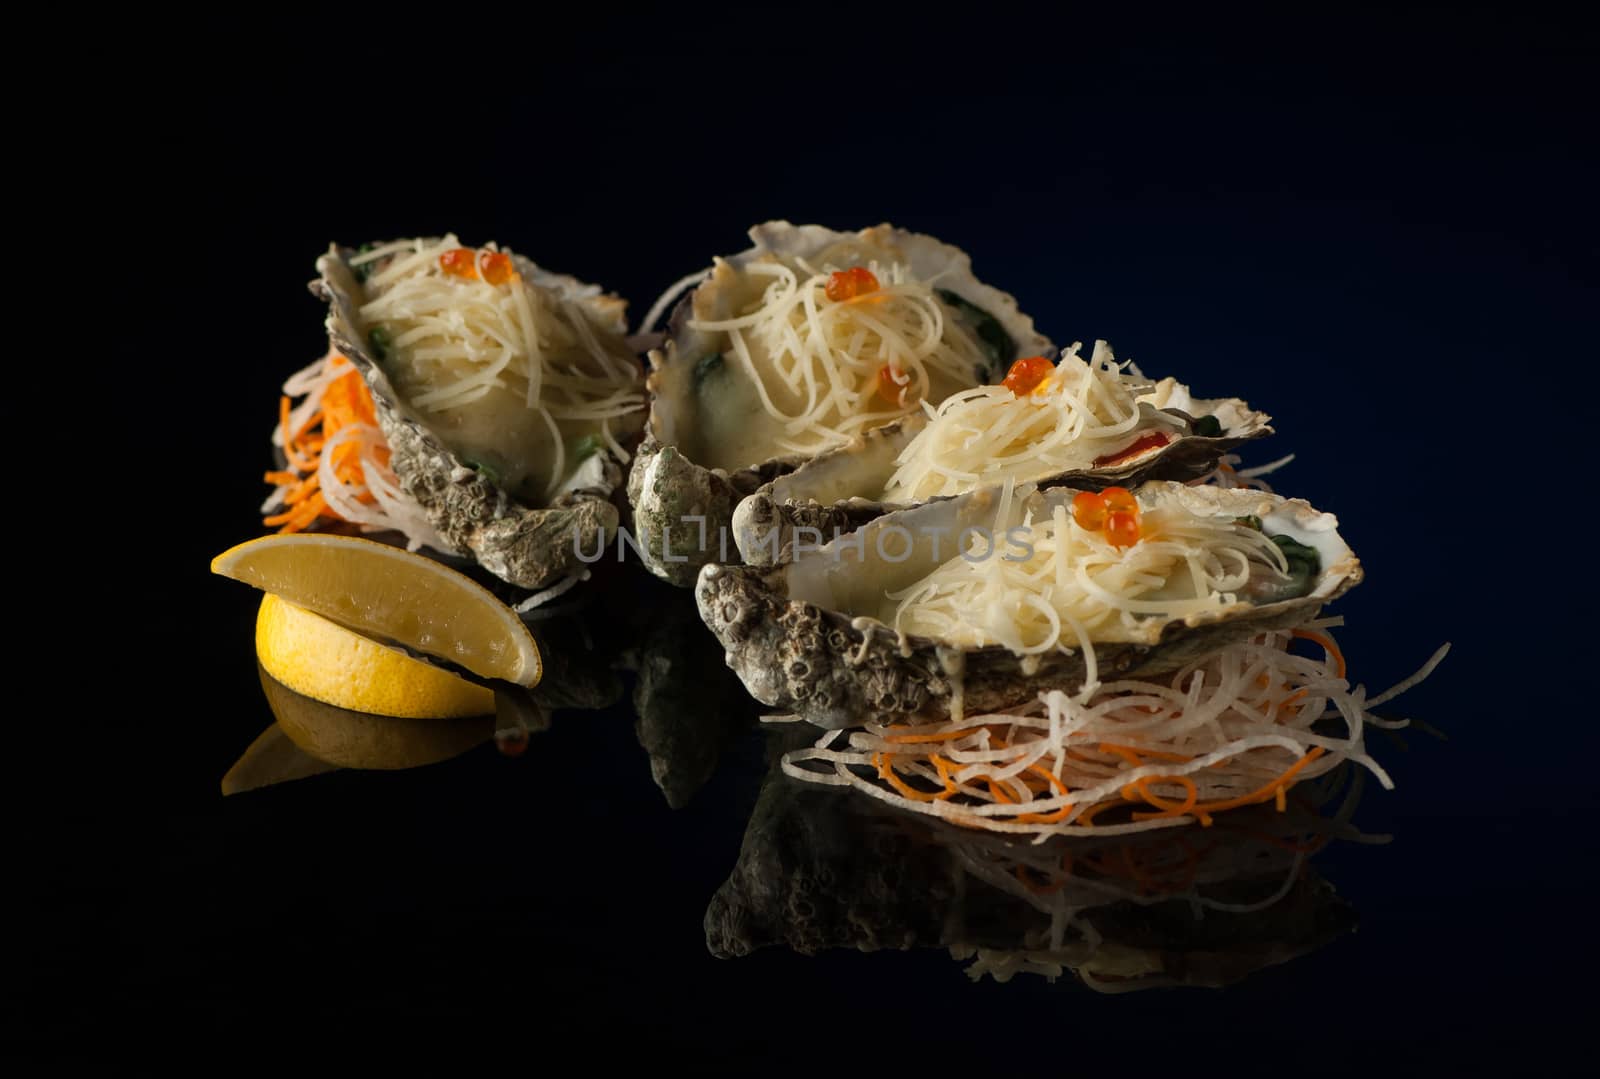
[20,6,1597,1067]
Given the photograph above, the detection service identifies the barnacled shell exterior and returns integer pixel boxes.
[313,245,630,590]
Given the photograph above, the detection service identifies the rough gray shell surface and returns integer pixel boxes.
[629,221,1055,586]
[698,482,1362,729]
[732,395,1273,566]
[314,243,635,590]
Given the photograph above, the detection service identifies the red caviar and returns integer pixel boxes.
[875,364,911,407]
[825,266,880,302]
[439,247,479,279]
[479,251,515,285]
[1070,486,1142,547]
[1071,490,1107,531]
[1002,355,1055,396]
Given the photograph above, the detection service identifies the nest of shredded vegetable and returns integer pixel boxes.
[260,350,454,553]
[782,619,1447,839]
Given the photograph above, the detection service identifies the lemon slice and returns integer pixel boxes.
[257,664,494,770]
[212,534,540,687]
[256,593,496,718]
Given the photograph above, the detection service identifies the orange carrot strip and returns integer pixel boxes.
[1190,747,1326,816]
[1130,775,1199,821]
[1292,629,1346,679]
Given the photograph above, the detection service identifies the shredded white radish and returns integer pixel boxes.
[356,235,644,503]
[686,256,996,457]
[883,341,1201,501]
[887,484,1294,661]
[782,621,1446,839]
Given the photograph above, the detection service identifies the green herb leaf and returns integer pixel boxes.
[1234,515,1263,531]
[353,243,377,283]
[1270,533,1321,595]
[571,434,606,462]
[368,326,391,363]
[693,352,724,388]
[935,289,1017,377]
[462,455,503,487]
[1191,414,1223,438]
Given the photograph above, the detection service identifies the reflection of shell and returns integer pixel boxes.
[313,244,641,590]
[707,753,1356,987]
[698,483,1361,729]
[732,396,1272,566]
[624,574,766,808]
[629,222,1054,586]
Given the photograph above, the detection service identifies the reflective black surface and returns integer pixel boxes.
[58,7,1596,1064]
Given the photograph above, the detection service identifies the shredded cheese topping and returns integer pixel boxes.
[782,620,1450,838]
[883,341,1193,501]
[686,256,994,456]
[886,483,1291,669]
[351,236,644,503]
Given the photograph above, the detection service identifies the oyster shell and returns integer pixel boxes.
[628,221,1054,586]
[732,390,1271,566]
[697,481,1361,728]
[314,239,645,590]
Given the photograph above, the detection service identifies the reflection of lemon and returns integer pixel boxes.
[212,534,540,687]
[221,722,340,795]
[257,664,493,770]
[256,593,496,719]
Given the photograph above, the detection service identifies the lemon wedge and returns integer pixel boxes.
[212,533,540,687]
[256,593,496,718]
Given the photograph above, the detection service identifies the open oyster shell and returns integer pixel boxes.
[732,393,1272,566]
[697,482,1361,729]
[314,241,644,590]
[628,221,1054,586]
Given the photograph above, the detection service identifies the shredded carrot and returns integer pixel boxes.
[1188,747,1326,820]
[1292,628,1346,679]
[873,752,955,803]
[1129,774,1200,821]
[263,356,385,535]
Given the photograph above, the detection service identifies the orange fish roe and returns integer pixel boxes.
[1001,355,1055,395]
[479,250,515,285]
[825,266,880,302]
[1071,486,1142,547]
[438,247,479,279]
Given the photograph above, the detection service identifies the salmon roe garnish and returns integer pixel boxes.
[1071,490,1107,531]
[439,247,479,279]
[1002,355,1056,396]
[479,251,515,285]
[825,266,880,302]
[875,364,912,407]
[1070,486,1142,548]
